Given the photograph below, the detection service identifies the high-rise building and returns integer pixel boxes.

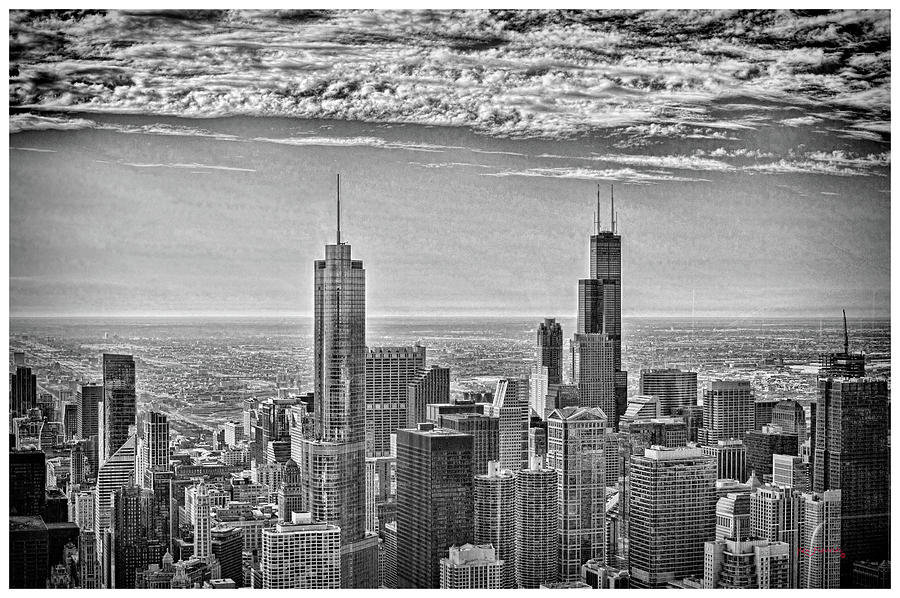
[529,365,550,419]
[754,398,780,431]
[574,190,627,426]
[382,521,398,588]
[703,537,791,588]
[109,485,151,588]
[101,354,136,463]
[77,383,103,473]
[639,369,698,416]
[621,394,661,421]
[571,333,616,427]
[10,448,46,516]
[698,380,754,447]
[751,484,803,587]
[365,345,426,457]
[714,492,752,541]
[439,543,503,589]
[298,198,378,588]
[9,516,50,588]
[628,446,717,588]
[536,318,563,385]
[772,454,809,492]
[850,560,890,588]
[94,434,136,574]
[277,458,303,523]
[799,490,842,588]
[489,378,529,472]
[515,456,558,588]
[211,525,243,588]
[473,461,516,588]
[140,412,169,484]
[818,314,865,379]
[812,377,888,584]
[547,406,608,581]
[396,423,474,589]
[772,400,806,437]
[192,481,212,561]
[261,512,341,588]
[438,413,499,476]
[745,425,799,480]
[10,365,37,418]
[406,366,451,428]
[702,439,747,482]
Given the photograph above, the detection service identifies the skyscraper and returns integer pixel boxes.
[489,378,529,472]
[799,490,842,588]
[299,180,378,588]
[536,318,563,385]
[818,311,866,378]
[109,485,151,589]
[192,481,212,561]
[575,187,627,427]
[473,461,516,588]
[628,446,717,588]
[140,411,169,487]
[439,413,499,476]
[396,423,474,589]
[751,484,803,587]
[745,424,799,480]
[94,434,136,580]
[9,448,46,516]
[211,525,243,588]
[77,383,103,473]
[772,454,809,492]
[406,366,451,428]
[702,439,748,482]
[515,457,558,588]
[698,380,754,447]
[812,377,889,584]
[10,365,37,418]
[101,354,136,463]
[365,345,426,457]
[547,406,608,581]
[570,333,615,424]
[639,368,698,416]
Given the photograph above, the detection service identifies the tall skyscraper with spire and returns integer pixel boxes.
[299,175,378,588]
[573,185,627,429]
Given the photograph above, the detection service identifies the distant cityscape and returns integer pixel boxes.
[8,183,890,589]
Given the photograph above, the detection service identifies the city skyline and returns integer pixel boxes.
[9,9,891,319]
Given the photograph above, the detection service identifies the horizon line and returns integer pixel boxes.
[8,312,890,320]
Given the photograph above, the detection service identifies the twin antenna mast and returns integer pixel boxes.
[594,184,617,234]
[336,173,342,245]
[843,308,850,354]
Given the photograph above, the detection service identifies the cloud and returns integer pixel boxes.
[8,9,890,141]
[10,146,58,153]
[408,161,492,169]
[483,166,711,184]
[253,135,464,153]
[96,159,257,172]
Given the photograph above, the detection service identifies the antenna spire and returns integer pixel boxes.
[336,173,341,244]
[843,309,849,354]
[595,184,601,235]
[610,184,615,234]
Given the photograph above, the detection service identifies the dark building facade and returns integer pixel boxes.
[813,378,890,586]
[10,516,49,588]
[744,428,799,478]
[536,318,563,385]
[211,525,244,588]
[10,448,46,516]
[10,365,37,418]
[639,369,698,416]
[396,423,474,588]
[437,413,499,476]
[102,353,136,462]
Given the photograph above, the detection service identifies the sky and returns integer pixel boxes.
[7,9,891,318]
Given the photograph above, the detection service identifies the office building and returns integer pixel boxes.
[364,455,395,534]
[407,366,451,428]
[771,400,806,437]
[426,399,483,423]
[812,378,888,584]
[536,318,563,385]
[582,559,630,588]
[10,448,46,516]
[818,315,865,378]
[109,485,151,588]
[382,521,398,588]
[515,456,558,588]
[571,333,616,427]
[9,516,50,588]
[754,398,779,431]
[140,411,169,484]
[439,543,503,589]
[702,439,747,482]
[101,354,136,463]
[851,560,890,588]
[261,512,341,588]
[639,368,698,416]
[10,365,37,418]
[298,206,378,588]
[489,378,529,472]
[699,380,754,447]
[751,484,802,587]
[715,492,751,541]
[548,406,608,581]
[799,490,842,588]
[192,482,213,560]
[277,458,303,523]
[365,345,426,457]
[621,394,661,421]
[94,434,135,575]
[529,365,550,419]
[772,454,809,492]
[439,413,499,476]
[396,423,474,588]
[703,537,791,588]
[211,525,243,588]
[745,425,799,480]
[628,446,717,588]
[473,461,516,588]
[77,384,103,473]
